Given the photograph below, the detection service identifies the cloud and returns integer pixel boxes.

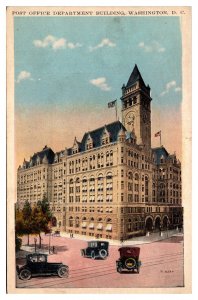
[166,80,176,90]
[89,38,116,52]
[16,71,32,83]
[175,87,182,92]
[33,35,82,50]
[138,41,165,53]
[90,77,111,91]
[160,80,181,97]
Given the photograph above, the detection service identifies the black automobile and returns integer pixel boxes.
[16,253,69,280]
[81,241,109,259]
[116,246,141,273]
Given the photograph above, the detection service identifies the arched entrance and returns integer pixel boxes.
[162,216,168,229]
[145,217,153,231]
[51,217,57,227]
[154,217,161,231]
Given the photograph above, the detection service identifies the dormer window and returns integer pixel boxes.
[42,154,48,164]
[101,127,110,145]
[86,133,93,150]
[160,155,165,164]
[59,152,64,162]
[36,156,40,165]
[54,154,58,163]
[73,137,79,154]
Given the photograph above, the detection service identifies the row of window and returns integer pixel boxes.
[68,195,113,203]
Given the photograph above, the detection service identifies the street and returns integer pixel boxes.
[16,234,184,289]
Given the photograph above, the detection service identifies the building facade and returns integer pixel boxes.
[17,65,183,241]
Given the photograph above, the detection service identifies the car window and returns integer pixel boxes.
[29,255,37,262]
[38,255,46,262]
[89,242,97,247]
[28,254,46,262]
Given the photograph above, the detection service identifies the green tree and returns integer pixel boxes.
[31,197,52,248]
[15,197,53,250]
[22,200,33,245]
[15,207,25,251]
[37,195,52,221]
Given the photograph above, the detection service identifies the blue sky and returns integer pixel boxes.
[14,16,183,164]
[15,16,182,110]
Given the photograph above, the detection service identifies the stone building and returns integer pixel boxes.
[17,65,183,240]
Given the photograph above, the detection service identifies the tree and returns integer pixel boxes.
[15,197,53,250]
[22,200,33,245]
[37,195,52,221]
[15,208,25,236]
[31,197,52,248]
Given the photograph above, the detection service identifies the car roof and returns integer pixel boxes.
[118,246,140,250]
[89,240,109,244]
[27,253,47,257]
[118,247,140,256]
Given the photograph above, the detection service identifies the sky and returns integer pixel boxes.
[14,16,182,168]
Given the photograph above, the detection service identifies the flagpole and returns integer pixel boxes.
[160,131,162,146]
[115,99,117,121]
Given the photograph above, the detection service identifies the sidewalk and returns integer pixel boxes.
[60,228,183,246]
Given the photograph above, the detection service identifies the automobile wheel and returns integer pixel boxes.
[91,251,95,259]
[57,266,69,278]
[81,250,85,257]
[117,266,122,273]
[125,258,136,270]
[19,269,31,280]
[99,249,107,259]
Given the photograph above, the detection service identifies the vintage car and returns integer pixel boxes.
[81,241,109,259]
[16,253,69,280]
[116,246,141,273]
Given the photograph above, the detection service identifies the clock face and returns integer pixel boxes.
[126,112,135,126]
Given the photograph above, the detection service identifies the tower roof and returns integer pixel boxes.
[126,64,146,88]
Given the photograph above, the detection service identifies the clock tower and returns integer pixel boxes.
[121,65,152,154]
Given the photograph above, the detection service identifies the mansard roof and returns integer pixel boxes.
[66,121,126,155]
[81,121,126,151]
[152,146,170,165]
[31,146,55,165]
[126,64,146,88]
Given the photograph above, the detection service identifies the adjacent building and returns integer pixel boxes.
[17,65,183,240]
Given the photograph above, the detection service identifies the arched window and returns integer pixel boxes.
[69,217,73,227]
[98,174,103,181]
[128,172,132,180]
[106,172,112,180]
[82,177,87,183]
[75,217,80,228]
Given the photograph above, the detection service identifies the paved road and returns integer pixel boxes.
[16,234,184,289]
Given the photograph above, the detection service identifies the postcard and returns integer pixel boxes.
[6,6,191,294]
